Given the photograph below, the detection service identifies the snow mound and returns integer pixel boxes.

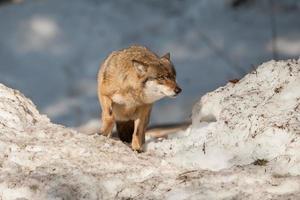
[0,84,49,131]
[147,59,300,174]
[0,83,176,199]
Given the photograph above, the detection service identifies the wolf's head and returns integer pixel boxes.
[132,52,181,103]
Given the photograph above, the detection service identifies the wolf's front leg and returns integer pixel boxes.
[99,95,115,137]
[131,105,152,152]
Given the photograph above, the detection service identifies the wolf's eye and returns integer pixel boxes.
[143,77,155,85]
[146,77,155,82]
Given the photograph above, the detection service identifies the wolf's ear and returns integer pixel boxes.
[161,52,170,61]
[132,59,148,75]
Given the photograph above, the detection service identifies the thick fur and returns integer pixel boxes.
[97,45,181,151]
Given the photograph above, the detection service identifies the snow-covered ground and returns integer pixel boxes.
[1,59,300,199]
[0,0,300,128]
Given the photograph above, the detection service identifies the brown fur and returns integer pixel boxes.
[97,45,181,152]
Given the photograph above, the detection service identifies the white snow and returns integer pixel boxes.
[1,59,300,199]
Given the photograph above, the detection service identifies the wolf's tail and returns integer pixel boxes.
[116,120,134,143]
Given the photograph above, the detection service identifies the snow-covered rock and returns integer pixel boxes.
[1,59,300,199]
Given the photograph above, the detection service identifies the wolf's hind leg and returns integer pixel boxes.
[99,95,115,137]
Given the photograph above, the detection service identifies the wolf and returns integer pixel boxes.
[97,45,181,152]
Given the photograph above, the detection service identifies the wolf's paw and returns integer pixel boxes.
[132,147,144,153]
[131,140,143,153]
[98,130,112,138]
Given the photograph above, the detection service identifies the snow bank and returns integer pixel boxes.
[147,59,300,174]
[1,59,300,199]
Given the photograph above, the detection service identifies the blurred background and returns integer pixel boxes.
[0,0,299,132]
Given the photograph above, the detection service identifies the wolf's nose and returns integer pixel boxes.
[174,86,182,95]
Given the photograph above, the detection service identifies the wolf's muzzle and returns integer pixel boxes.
[174,86,182,95]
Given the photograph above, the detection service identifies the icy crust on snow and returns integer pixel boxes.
[147,59,300,174]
